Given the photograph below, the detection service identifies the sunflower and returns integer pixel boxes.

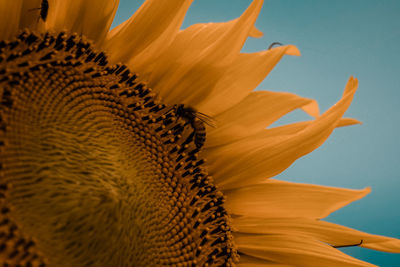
[0,0,398,266]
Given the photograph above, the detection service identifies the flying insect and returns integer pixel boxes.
[40,0,49,21]
[30,0,49,22]
[173,104,216,149]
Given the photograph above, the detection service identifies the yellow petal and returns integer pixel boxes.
[233,217,400,253]
[135,0,264,107]
[206,91,319,147]
[198,45,301,116]
[47,0,119,45]
[105,0,193,64]
[0,0,22,39]
[225,179,370,219]
[235,234,376,267]
[206,77,358,189]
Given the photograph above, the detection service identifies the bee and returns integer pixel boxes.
[333,240,363,248]
[268,42,283,50]
[29,0,49,22]
[40,0,49,22]
[173,104,216,149]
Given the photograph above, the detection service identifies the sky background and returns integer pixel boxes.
[113,1,400,265]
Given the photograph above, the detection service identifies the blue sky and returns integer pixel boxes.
[114,1,400,265]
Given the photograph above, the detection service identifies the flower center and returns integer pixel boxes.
[0,31,237,266]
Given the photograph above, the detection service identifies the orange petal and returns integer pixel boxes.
[105,0,193,64]
[137,0,264,106]
[225,179,370,219]
[249,25,264,38]
[18,0,40,32]
[337,117,362,127]
[238,254,292,266]
[198,45,301,116]
[235,234,376,267]
[206,91,319,147]
[206,77,358,189]
[233,217,400,253]
[47,0,119,45]
[259,117,359,140]
[0,0,22,39]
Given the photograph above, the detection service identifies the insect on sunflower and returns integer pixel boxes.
[0,0,399,266]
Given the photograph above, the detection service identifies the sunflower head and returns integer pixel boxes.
[0,29,242,266]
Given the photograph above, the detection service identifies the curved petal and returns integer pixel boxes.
[225,179,370,219]
[206,90,319,147]
[206,77,358,189]
[235,234,376,267]
[198,45,301,116]
[105,0,193,64]
[258,117,360,140]
[233,217,400,253]
[46,0,119,45]
[0,0,23,39]
[138,0,264,107]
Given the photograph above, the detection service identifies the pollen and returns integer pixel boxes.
[0,31,237,266]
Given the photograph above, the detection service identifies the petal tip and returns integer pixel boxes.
[249,25,264,38]
[285,45,301,56]
[337,118,363,127]
[302,99,320,118]
[364,186,372,195]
